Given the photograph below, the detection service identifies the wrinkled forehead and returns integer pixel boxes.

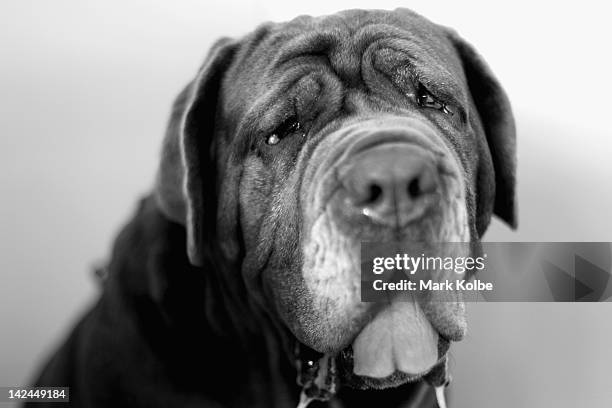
[220,9,467,130]
[227,11,463,89]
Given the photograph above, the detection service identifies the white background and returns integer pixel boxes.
[1,1,612,406]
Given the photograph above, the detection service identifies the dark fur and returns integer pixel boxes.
[29,8,515,407]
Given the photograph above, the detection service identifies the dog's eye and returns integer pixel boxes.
[266,118,302,146]
[416,84,455,116]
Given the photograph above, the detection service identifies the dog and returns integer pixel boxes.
[29,8,516,408]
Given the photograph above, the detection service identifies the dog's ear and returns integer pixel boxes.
[446,30,517,235]
[155,38,237,266]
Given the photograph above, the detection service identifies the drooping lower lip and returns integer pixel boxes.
[336,335,450,390]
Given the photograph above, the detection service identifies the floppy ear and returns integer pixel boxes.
[446,30,517,235]
[154,38,237,266]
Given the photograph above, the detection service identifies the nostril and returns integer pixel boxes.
[407,169,437,199]
[407,177,422,198]
[367,184,383,204]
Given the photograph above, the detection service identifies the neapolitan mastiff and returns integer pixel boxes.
[29,8,516,408]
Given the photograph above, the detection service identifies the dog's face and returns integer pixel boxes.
[156,8,515,389]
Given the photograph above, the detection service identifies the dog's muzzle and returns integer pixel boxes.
[297,117,468,387]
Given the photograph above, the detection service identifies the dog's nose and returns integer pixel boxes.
[340,143,440,227]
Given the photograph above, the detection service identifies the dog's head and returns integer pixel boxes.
[155,8,516,390]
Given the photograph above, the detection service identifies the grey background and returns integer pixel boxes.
[1,1,611,407]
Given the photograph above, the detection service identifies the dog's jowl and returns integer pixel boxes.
[29,8,516,408]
